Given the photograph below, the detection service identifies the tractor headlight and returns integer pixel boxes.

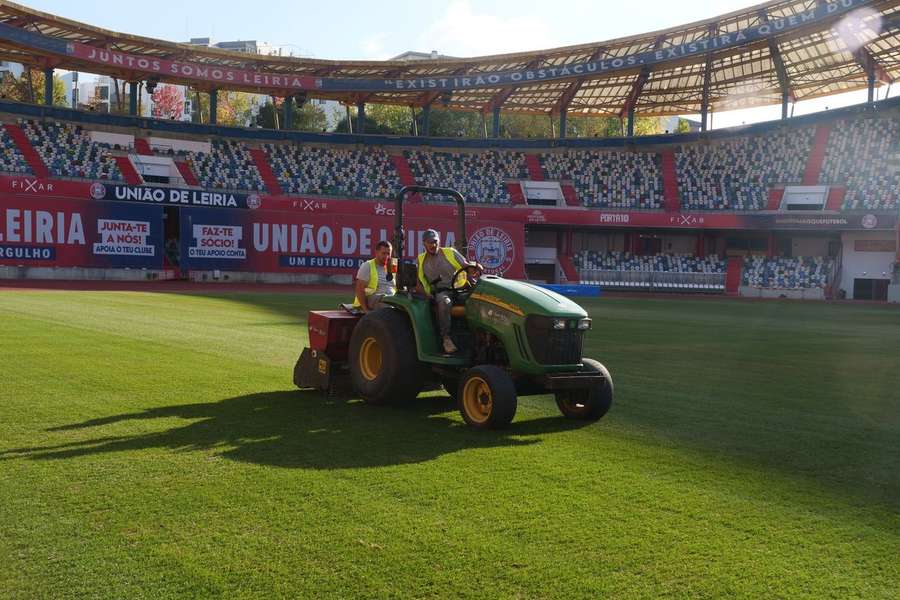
[552,318,566,330]
[577,318,592,330]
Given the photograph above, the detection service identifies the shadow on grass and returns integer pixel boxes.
[1,391,592,469]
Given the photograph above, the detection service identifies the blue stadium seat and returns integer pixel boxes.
[540,150,662,209]
[742,256,833,289]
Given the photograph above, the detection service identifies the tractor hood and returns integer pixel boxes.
[471,276,587,318]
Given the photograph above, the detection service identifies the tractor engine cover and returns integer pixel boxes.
[308,310,361,362]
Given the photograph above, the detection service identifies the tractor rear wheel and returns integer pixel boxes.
[458,365,517,429]
[349,308,425,405]
[555,358,613,421]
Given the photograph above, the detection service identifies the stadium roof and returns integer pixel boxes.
[0,0,899,116]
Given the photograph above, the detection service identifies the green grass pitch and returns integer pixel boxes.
[2,289,899,599]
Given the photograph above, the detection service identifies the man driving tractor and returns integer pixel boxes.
[415,229,479,354]
[353,240,395,313]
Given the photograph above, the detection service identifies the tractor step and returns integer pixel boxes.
[540,371,607,390]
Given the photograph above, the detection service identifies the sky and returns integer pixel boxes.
[19,0,886,127]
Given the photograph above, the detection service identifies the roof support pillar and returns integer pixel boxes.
[283,96,294,130]
[868,61,877,103]
[209,89,217,125]
[701,24,716,132]
[492,106,500,138]
[422,104,431,136]
[129,81,138,116]
[559,108,567,139]
[626,105,635,138]
[356,100,366,134]
[759,10,792,121]
[852,48,893,104]
[43,68,53,106]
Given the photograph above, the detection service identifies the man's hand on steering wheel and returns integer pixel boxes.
[451,263,484,292]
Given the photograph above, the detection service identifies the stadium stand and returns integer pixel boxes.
[0,126,31,175]
[3,103,900,214]
[675,126,813,210]
[20,119,122,181]
[573,250,726,273]
[264,143,400,199]
[741,256,833,289]
[189,139,265,192]
[818,116,900,211]
[539,150,663,208]
[403,149,529,204]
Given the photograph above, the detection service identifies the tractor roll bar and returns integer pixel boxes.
[392,186,468,260]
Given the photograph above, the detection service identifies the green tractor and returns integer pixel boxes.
[345,186,613,429]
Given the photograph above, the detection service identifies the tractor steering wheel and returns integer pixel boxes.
[450,263,484,293]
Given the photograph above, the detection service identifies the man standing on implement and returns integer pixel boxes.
[415,229,473,354]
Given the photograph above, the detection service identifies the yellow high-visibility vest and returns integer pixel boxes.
[417,247,464,295]
[353,259,385,307]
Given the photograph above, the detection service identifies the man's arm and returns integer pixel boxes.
[451,248,472,268]
[354,278,370,312]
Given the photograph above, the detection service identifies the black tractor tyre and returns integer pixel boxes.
[458,365,517,429]
[555,358,613,421]
[349,308,425,405]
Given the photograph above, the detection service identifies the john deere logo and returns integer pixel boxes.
[468,227,514,275]
[90,183,107,200]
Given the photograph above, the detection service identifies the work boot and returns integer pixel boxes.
[442,336,458,354]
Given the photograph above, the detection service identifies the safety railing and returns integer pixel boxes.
[577,269,726,292]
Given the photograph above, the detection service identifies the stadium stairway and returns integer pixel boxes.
[134,138,153,156]
[803,123,832,185]
[3,123,48,178]
[175,161,200,186]
[660,150,681,212]
[506,181,526,205]
[725,257,743,295]
[767,188,784,210]
[524,154,544,181]
[825,186,846,210]
[113,156,143,185]
[557,254,580,283]
[390,154,417,187]
[561,183,581,206]
[249,148,282,195]
[390,154,421,202]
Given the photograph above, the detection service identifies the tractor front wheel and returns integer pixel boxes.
[555,358,613,421]
[458,365,517,429]
[349,309,424,405]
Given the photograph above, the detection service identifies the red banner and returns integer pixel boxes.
[0,197,164,268]
[179,207,525,278]
[70,44,318,93]
[2,175,896,233]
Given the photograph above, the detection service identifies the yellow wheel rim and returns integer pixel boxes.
[359,336,383,381]
[462,376,493,424]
